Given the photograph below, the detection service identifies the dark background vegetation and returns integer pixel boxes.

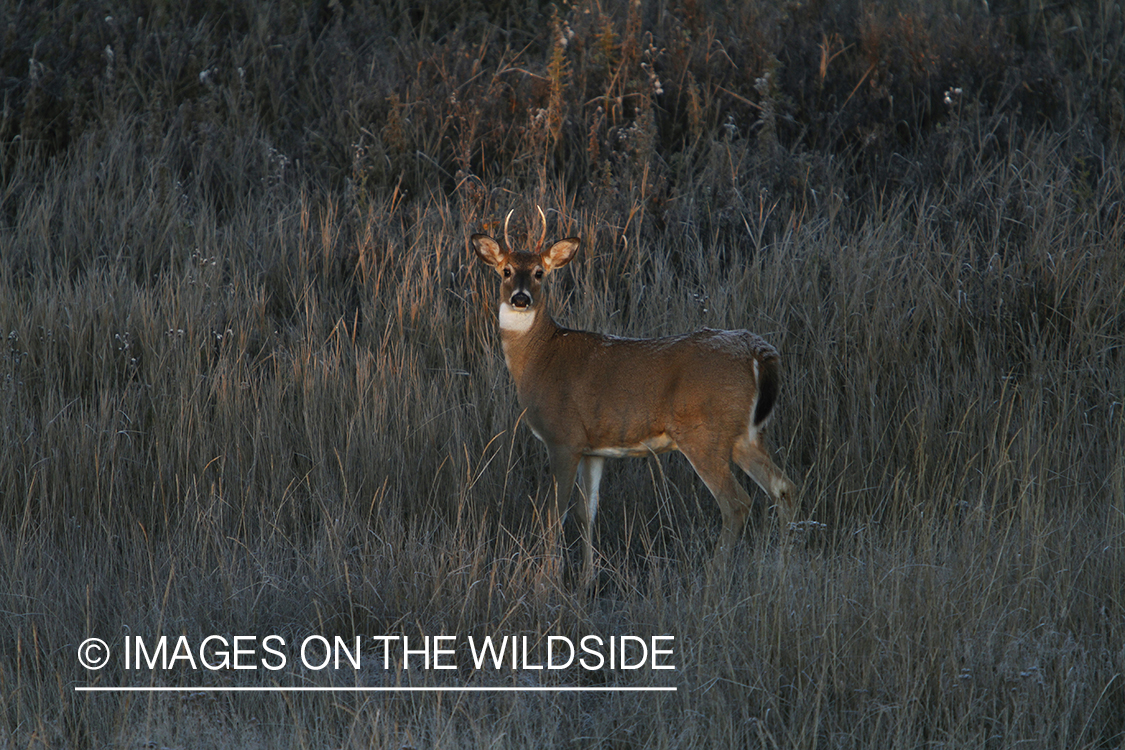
[5,0,1122,259]
[1,0,1123,746]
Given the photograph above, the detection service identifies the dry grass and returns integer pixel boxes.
[1,0,1124,747]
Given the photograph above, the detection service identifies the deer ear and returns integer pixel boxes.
[542,238,580,271]
[471,234,505,269]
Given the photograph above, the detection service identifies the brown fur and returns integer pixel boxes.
[473,231,796,582]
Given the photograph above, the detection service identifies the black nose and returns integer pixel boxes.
[511,292,531,309]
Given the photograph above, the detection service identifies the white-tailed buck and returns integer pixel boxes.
[473,210,796,582]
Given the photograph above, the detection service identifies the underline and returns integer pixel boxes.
[76,686,676,693]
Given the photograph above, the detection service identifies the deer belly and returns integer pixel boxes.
[584,433,677,458]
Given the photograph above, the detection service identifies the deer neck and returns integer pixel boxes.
[497,301,558,383]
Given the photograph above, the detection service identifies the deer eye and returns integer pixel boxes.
[534,269,544,280]
[503,267,512,278]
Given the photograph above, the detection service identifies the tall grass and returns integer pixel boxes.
[1,0,1123,746]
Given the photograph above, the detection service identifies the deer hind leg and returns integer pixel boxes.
[678,441,758,554]
[734,432,797,524]
[573,456,605,584]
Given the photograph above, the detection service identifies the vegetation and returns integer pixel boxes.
[1,0,1123,746]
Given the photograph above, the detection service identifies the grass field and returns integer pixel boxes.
[2,0,1124,746]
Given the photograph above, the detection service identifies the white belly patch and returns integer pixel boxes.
[585,434,677,458]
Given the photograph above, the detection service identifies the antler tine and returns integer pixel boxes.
[503,209,514,251]
[535,205,548,251]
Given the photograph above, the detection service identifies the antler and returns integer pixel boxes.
[503,209,514,251]
[535,205,548,252]
[499,207,548,251]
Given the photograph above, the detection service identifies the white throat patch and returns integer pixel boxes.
[499,302,536,333]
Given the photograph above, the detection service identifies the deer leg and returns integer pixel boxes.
[574,456,605,584]
[544,448,580,571]
[678,441,757,556]
[734,434,796,525]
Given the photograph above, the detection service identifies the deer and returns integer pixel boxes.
[472,209,796,583]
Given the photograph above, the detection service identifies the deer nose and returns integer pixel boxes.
[510,292,531,309]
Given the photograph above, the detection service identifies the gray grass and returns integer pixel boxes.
[2,0,1123,746]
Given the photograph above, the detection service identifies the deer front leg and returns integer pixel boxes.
[574,456,606,585]
[544,448,580,576]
